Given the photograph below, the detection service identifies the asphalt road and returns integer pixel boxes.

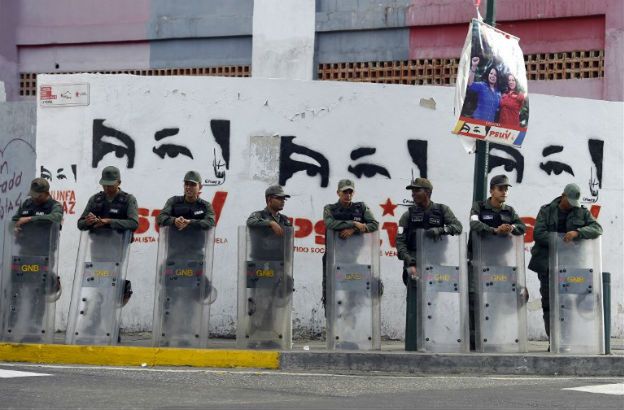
[0,363,622,409]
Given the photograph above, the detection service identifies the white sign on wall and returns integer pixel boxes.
[36,74,624,339]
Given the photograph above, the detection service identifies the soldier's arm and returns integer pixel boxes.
[469,202,495,234]
[11,203,25,221]
[190,201,216,229]
[532,206,550,245]
[77,196,94,230]
[361,203,379,233]
[576,209,602,239]
[510,207,526,235]
[31,201,63,224]
[395,212,415,265]
[156,198,175,227]
[323,204,354,231]
[443,205,463,235]
[247,211,271,227]
[109,194,139,231]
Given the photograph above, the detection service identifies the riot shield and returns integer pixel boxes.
[65,229,131,345]
[415,230,469,353]
[325,230,381,350]
[1,221,61,343]
[471,233,528,353]
[549,233,603,354]
[152,226,216,348]
[237,225,294,349]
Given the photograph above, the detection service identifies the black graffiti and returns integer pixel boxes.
[539,145,574,177]
[588,139,604,189]
[407,140,428,178]
[347,147,391,179]
[279,136,329,187]
[211,120,230,169]
[92,119,136,168]
[152,128,194,160]
[488,143,524,183]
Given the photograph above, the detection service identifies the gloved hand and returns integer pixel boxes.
[425,227,444,240]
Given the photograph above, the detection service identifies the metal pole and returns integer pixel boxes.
[472,0,496,203]
[603,272,611,354]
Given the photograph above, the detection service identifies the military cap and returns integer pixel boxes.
[99,166,121,186]
[405,177,433,190]
[490,174,512,188]
[265,185,290,198]
[183,170,202,185]
[563,183,581,208]
[337,179,355,192]
[29,178,50,196]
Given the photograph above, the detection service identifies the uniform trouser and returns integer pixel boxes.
[537,270,551,337]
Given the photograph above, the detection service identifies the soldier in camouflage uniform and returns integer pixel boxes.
[468,174,526,349]
[322,179,379,311]
[395,178,462,285]
[77,166,138,308]
[528,183,602,338]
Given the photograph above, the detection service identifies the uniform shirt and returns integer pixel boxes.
[12,197,63,224]
[247,207,291,227]
[322,201,379,233]
[469,199,526,235]
[156,196,215,229]
[395,201,462,267]
[77,190,139,231]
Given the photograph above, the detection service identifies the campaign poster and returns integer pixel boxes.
[453,19,529,148]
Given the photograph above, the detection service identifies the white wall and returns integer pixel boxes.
[36,74,624,340]
[252,0,315,80]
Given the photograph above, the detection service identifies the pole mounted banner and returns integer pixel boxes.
[453,19,529,150]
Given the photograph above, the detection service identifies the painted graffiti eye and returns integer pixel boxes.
[152,144,194,160]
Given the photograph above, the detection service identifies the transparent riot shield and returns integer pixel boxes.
[549,233,603,354]
[1,221,61,343]
[326,230,381,350]
[472,233,528,353]
[65,229,131,345]
[237,225,294,349]
[416,230,468,353]
[152,226,216,348]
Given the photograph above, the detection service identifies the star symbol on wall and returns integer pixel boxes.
[380,198,398,216]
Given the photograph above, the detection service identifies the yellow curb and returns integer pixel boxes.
[0,343,280,369]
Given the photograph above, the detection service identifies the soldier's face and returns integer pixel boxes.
[184,181,200,201]
[102,181,120,197]
[268,195,286,212]
[31,192,49,206]
[490,185,508,204]
[338,189,353,206]
[411,188,429,205]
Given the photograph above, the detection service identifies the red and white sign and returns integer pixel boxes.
[39,83,90,107]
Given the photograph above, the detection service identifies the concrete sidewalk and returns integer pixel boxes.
[0,333,621,377]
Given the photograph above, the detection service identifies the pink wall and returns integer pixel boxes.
[407,0,622,101]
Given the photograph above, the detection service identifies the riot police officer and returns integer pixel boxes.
[153,171,216,347]
[156,170,215,256]
[77,166,138,306]
[5,178,63,341]
[322,179,379,310]
[528,183,602,340]
[468,174,526,350]
[13,178,63,241]
[395,178,462,284]
[247,185,292,237]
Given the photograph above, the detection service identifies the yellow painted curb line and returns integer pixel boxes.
[0,343,280,369]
